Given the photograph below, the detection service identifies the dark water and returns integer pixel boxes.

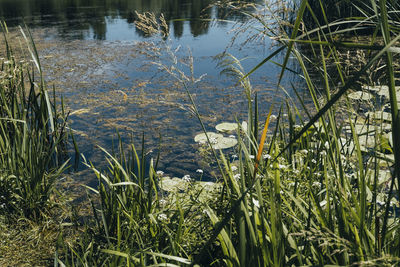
[1,0,294,180]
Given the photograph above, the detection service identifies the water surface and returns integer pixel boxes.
[1,0,292,180]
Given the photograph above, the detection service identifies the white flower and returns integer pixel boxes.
[233,173,241,180]
[300,149,308,154]
[263,154,272,160]
[158,213,168,221]
[229,135,235,138]
[320,200,327,207]
[252,199,260,208]
[249,155,255,159]
[156,170,164,176]
[182,175,191,182]
[231,166,238,172]
[311,159,317,164]
[196,169,203,174]
[324,141,329,149]
[320,151,327,156]
[278,164,287,169]
[159,199,167,206]
[270,115,277,120]
[232,154,238,159]
[376,200,385,206]
[312,181,321,187]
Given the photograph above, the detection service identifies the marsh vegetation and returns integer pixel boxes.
[1,0,400,266]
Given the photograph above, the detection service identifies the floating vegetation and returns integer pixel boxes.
[215,122,238,133]
[194,132,223,144]
[194,131,237,149]
[347,90,374,101]
[70,108,91,116]
[366,110,392,122]
[363,84,400,98]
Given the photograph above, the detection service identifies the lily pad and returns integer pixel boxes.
[215,122,238,133]
[343,124,375,135]
[194,132,223,144]
[366,111,392,122]
[358,135,377,148]
[212,137,237,149]
[348,91,374,101]
[194,132,237,149]
[241,121,248,132]
[363,85,400,99]
[384,132,393,147]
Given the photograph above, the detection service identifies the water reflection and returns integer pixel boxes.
[0,0,288,180]
[0,0,258,40]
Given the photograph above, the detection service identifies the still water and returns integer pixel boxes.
[1,0,292,180]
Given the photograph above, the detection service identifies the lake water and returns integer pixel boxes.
[1,0,298,180]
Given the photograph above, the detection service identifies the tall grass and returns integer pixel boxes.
[194,0,400,265]
[56,134,213,266]
[55,1,400,266]
[0,23,68,219]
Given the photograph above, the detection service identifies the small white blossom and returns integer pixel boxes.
[158,213,168,221]
[196,169,203,174]
[231,166,238,172]
[156,170,164,176]
[252,199,260,208]
[249,155,255,159]
[232,154,238,159]
[311,159,317,164]
[324,141,329,149]
[278,164,287,169]
[263,154,272,160]
[376,200,385,206]
[312,181,321,187]
[234,173,241,180]
[182,175,191,182]
[270,115,277,120]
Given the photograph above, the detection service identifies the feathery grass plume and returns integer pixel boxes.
[134,12,169,38]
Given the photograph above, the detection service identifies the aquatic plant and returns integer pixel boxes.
[0,23,69,220]
[192,0,400,265]
[51,0,400,265]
